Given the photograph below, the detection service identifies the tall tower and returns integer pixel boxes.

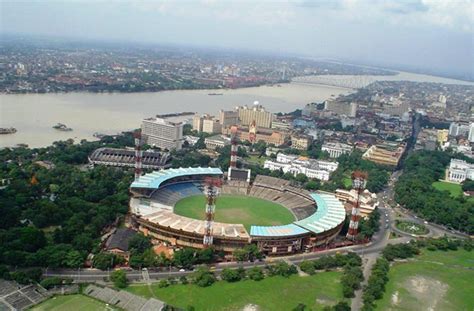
[203,177,222,247]
[230,126,238,169]
[134,130,143,181]
[346,171,368,240]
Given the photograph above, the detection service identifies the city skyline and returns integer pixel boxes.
[1,0,473,80]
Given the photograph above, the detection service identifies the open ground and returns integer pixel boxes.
[174,195,295,231]
[31,294,118,311]
[375,249,474,311]
[126,272,343,310]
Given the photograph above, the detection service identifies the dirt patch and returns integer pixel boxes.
[403,276,448,310]
[316,294,335,306]
[242,304,260,311]
[391,291,399,306]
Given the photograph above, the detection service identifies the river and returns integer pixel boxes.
[1,71,472,148]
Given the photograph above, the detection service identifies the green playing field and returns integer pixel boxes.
[31,294,118,311]
[174,195,295,231]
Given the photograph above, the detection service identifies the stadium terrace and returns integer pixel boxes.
[129,167,346,256]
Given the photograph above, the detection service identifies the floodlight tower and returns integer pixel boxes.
[134,130,143,181]
[203,177,222,247]
[346,171,368,240]
[230,126,238,169]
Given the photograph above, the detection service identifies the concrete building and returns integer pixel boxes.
[291,134,313,150]
[447,159,474,183]
[237,104,273,128]
[335,189,378,218]
[193,114,204,132]
[272,120,292,131]
[202,118,222,134]
[324,101,357,117]
[437,129,449,144]
[142,117,184,150]
[219,110,240,128]
[449,122,470,137]
[224,126,289,146]
[362,143,406,167]
[204,134,231,150]
[469,124,474,143]
[264,154,338,181]
[322,142,353,158]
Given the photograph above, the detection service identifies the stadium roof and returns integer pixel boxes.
[130,167,223,189]
[294,193,346,234]
[250,224,309,237]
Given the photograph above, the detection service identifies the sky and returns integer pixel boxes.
[1,0,473,79]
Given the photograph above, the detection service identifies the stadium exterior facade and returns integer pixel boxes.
[129,167,346,256]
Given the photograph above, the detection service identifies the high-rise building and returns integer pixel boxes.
[193,114,203,132]
[202,118,222,134]
[469,123,474,143]
[141,117,184,150]
[236,104,273,128]
[219,110,239,128]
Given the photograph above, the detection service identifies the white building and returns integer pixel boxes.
[141,117,184,150]
[204,135,231,150]
[468,124,474,143]
[322,142,353,158]
[447,159,474,183]
[264,154,338,181]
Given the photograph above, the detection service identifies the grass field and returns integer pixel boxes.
[174,195,295,231]
[375,249,474,311]
[432,181,464,197]
[127,272,343,310]
[432,181,474,202]
[31,294,118,311]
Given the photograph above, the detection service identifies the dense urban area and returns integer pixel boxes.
[0,39,473,311]
[0,37,395,94]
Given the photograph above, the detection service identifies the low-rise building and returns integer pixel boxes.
[321,142,353,158]
[291,134,313,150]
[447,158,474,183]
[362,143,406,167]
[264,154,338,181]
[204,134,231,150]
[335,189,378,218]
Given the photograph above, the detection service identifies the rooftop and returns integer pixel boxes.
[294,193,346,234]
[131,167,223,189]
[250,224,309,237]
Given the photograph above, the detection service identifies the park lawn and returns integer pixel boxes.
[432,181,474,202]
[248,155,268,165]
[31,294,119,311]
[375,249,474,311]
[432,181,463,198]
[174,195,295,231]
[127,272,343,310]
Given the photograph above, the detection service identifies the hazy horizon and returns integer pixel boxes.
[1,0,473,80]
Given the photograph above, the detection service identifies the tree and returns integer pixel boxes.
[92,252,116,270]
[299,261,315,275]
[197,248,214,264]
[110,270,128,288]
[192,268,215,287]
[65,250,83,268]
[247,266,264,281]
[221,268,242,282]
[173,248,196,268]
[158,279,169,288]
[128,234,152,255]
[295,173,308,184]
